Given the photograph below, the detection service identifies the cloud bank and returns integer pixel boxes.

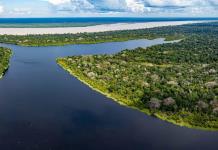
[1,0,218,17]
[44,0,218,16]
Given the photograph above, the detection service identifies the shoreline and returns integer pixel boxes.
[0,48,12,79]
[57,60,218,131]
[0,21,211,35]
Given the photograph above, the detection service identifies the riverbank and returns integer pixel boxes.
[0,23,100,28]
[57,59,149,112]
[56,23,218,130]
[0,47,12,79]
[0,21,214,47]
[0,21,210,35]
[57,58,218,131]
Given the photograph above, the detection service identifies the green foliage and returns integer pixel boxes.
[1,22,218,46]
[57,22,218,130]
[0,47,12,78]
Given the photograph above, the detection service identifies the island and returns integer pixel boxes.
[0,47,12,79]
[57,22,218,130]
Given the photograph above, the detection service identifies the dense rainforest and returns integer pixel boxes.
[57,22,218,130]
[0,21,218,129]
[0,22,217,46]
[0,47,12,78]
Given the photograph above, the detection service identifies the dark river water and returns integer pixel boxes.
[0,39,217,150]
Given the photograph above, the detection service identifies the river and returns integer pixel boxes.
[0,39,217,150]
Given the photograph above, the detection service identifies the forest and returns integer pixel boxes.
[0,47,12,78]
[57,22,218,130]
[0,22,217,46]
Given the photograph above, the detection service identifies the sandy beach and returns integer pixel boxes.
[0,21,210,35]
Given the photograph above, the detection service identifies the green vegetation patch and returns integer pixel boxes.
[0,47,12,78]
[1,22,218,47]
[57,33,218,130]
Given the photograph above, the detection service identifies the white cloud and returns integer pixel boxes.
[139,0,218,16]
[47,0,94,12]
[100,0,146,13]
[47,0,70,5]
[0,5,4,14]
[146,0,193,7]
[126,0,145,13]
[46,0,147,13]
[9,8,32,15]
[44,0,218,16]
[99,0,126,11]
[70,0,94,10]
[144,0,217,8]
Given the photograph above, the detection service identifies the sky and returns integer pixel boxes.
[0,0,218,18]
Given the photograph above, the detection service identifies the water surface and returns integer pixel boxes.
[0,39,217,150]
[1,17,218,28]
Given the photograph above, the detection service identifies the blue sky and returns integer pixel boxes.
[0,0,218,17]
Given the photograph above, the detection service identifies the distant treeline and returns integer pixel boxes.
[0,22,218,46]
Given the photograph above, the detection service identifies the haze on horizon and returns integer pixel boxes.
[0,0,217,18]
